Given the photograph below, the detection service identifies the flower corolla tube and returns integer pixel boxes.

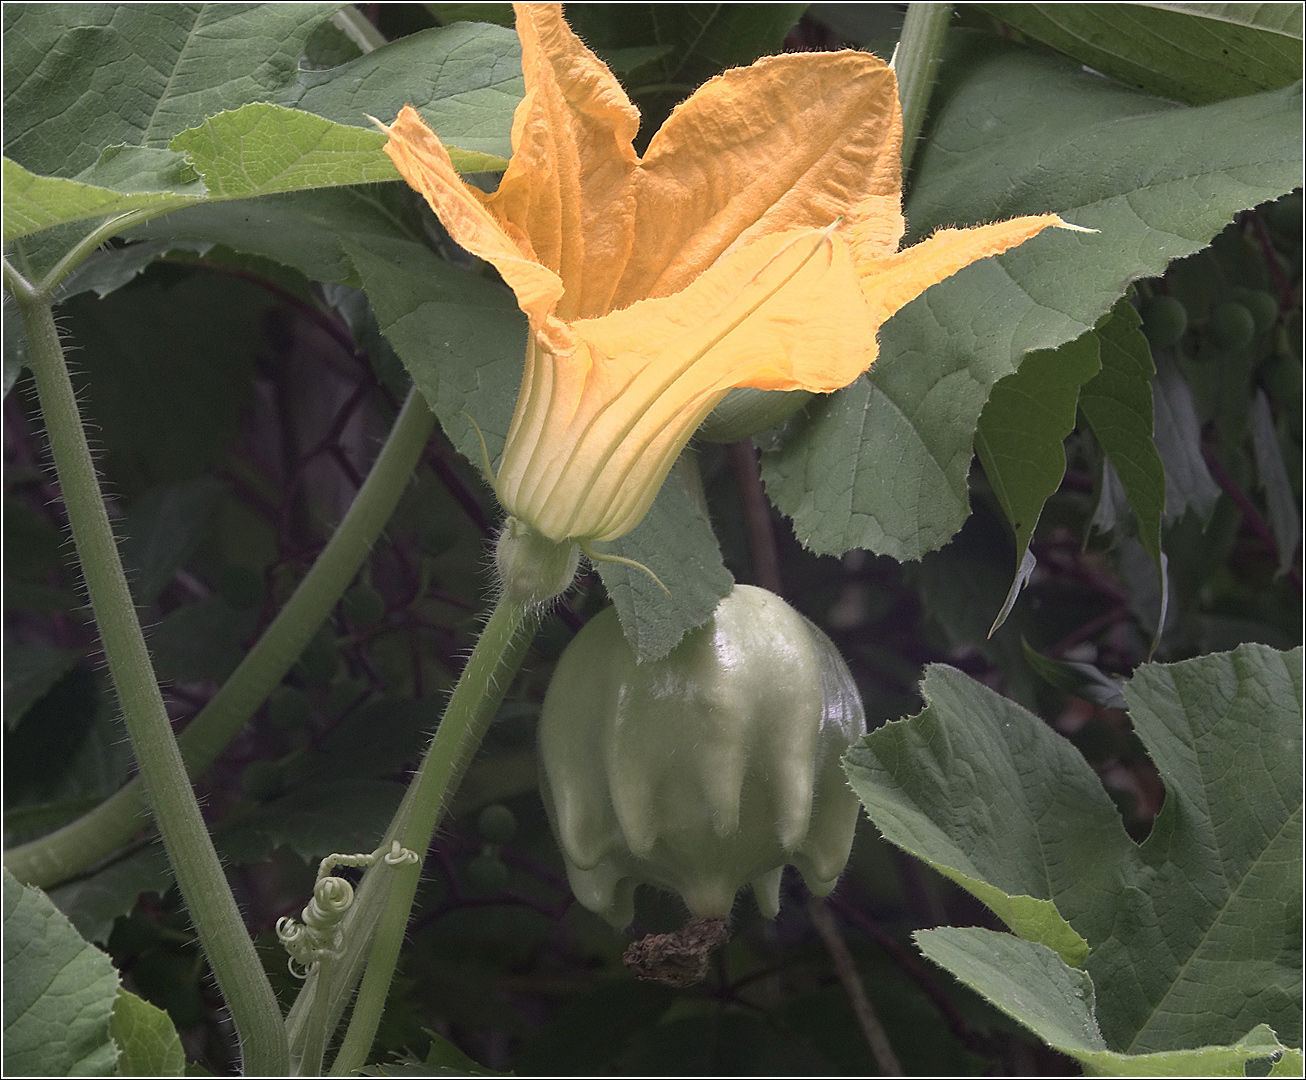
[380,3,1077,545]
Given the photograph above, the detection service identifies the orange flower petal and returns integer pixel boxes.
[380,104,573,353]
[608,51,903,311]
[495,227,879,541]
[855,214,1070,326]
[489,4,640,318]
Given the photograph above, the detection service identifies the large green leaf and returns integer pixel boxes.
[3,867,120,1076]
[55,239,213,301]
[978,3,1303,106]
[845,643,1303,1055]
[844,663,1130,964]
[168,104,399,199]
[4,100,492,244]
[3,11,518,252]
[2,3,343,176]
[280,21,520,163]
[977,330,1102,632]
[3,152,205,242]
[1090,644,1303,1052]
[917,927,1299,1076]
[762,33,1302,561]
[129,185,427,286]
[341,231,526,470]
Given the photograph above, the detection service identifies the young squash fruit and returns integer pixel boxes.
[538,584,866,929]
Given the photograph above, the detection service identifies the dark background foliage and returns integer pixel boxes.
[4,3,1300,1075]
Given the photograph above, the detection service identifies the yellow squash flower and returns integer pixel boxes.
[380,3,1072,546]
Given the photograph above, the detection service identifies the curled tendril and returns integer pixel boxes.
[277,843,419,976]
[382,840,420,867]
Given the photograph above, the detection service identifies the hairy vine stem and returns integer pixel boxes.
[893,2,953,179]
[4,259,290,1076]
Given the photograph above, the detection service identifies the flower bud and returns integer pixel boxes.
[538,584,865,928]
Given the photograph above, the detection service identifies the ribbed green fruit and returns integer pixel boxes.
[538,584,866,928]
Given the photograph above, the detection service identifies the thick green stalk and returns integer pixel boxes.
[5,387,437,888]
[5,265,289,1076]
[893,2,953,178]
[325,595,536,1075]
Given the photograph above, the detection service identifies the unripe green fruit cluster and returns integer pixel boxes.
[538,584,866,928]
[1142,296,1187,348]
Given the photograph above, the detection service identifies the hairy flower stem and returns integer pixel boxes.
[5,387,438,889]
[4,264,290,1076]
[314,594,539,1076]
[893,2,953,178]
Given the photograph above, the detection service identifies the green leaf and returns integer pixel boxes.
[4,19,520,243]
[340,230,526,469]
[916,927,1298,1076]
[1151,353,1221,524]
[109,989,185,1078]
[56,239,214,301]
[48,847,173,946]
[1250,388,1300,576]
[281,21,520,167]
[420,1029,512,1075]
[3,867,120,1077]
[1021,638,1128,710]
[1271,1047,1306,1076]
[3,152,205,242]
[149,597,258,683]
[844,664,1127,965]
[977,3,1303,106]
[1089,643,1303,1052]
[2,3,344,177]
[59,274,270,496]
[119,478,228,606]
[976,330,1102,632]
[1079,300,1169,644]
[762,34,1302,561]
[846,643,1304,1055]
[4,645,81,730]
[598,457,734,663]
[130,186,427,286]
[168,104,400,198]
[232,778,406,862]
